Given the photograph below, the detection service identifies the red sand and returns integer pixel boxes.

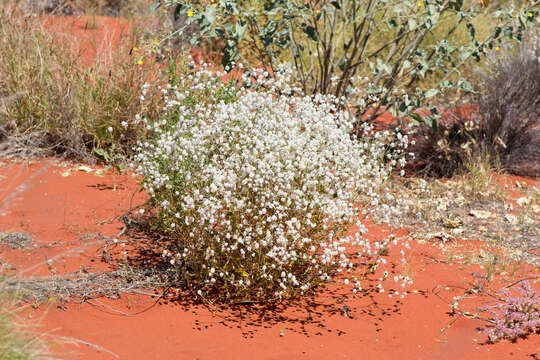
[1,158,539,360]
[40,15,223,68]
[41,16,132,67]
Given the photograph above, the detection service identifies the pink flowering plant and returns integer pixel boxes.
[480,281,540,342]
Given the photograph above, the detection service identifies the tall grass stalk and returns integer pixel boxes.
[0,5,166,161]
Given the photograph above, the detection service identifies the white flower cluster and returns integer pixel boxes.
[132,64,410,301]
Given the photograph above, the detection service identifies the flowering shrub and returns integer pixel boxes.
[132,63,411,302]
[480,281,540,342]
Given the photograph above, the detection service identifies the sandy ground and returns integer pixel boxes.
[0,158,538,360]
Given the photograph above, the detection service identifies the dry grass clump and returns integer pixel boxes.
[407,29,540,178]
[14,0,149,17]
[0,281,56,360]
[0,5,166,162]
[375,173,540,266]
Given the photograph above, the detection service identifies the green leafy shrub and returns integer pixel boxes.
[157,0,536,125]
[407,29,539,178]
[132,63,412,302]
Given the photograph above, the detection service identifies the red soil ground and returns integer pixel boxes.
[41,16,131,67]
[1,158,539,360]
[41,14,223,68]
[1,15,539,360]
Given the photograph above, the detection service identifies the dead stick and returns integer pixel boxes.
[98,199,149,226]
[440,317,459,334]
[501,275,540,290]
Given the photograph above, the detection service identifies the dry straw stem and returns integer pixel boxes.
[2,269,169,304]
[0,161,52,214]
[3,226,180,304]
[1,281,119,359]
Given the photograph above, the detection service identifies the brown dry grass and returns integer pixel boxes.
[0,3,172,162]
[373,169,540,267]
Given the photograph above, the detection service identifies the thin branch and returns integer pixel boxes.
[501,275,540,291]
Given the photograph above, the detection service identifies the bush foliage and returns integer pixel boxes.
[407,30,539,177]
[159,0,537,126]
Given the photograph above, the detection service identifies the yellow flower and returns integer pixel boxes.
[316,9,320,14]
[418,1,423,6]
[133,46,138,51]
[495,46,500,51]
[163,9,168,14]
[138,60,143,65]
[187,9,193,17]
[528,12,533,17]
[152,48,156,53]
[153,41,159,46]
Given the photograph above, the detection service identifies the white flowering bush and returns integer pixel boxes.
[132,63,411,302]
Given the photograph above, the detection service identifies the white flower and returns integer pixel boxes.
[132,63,409,300]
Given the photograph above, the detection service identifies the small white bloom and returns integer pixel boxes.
[131,64,409,299]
